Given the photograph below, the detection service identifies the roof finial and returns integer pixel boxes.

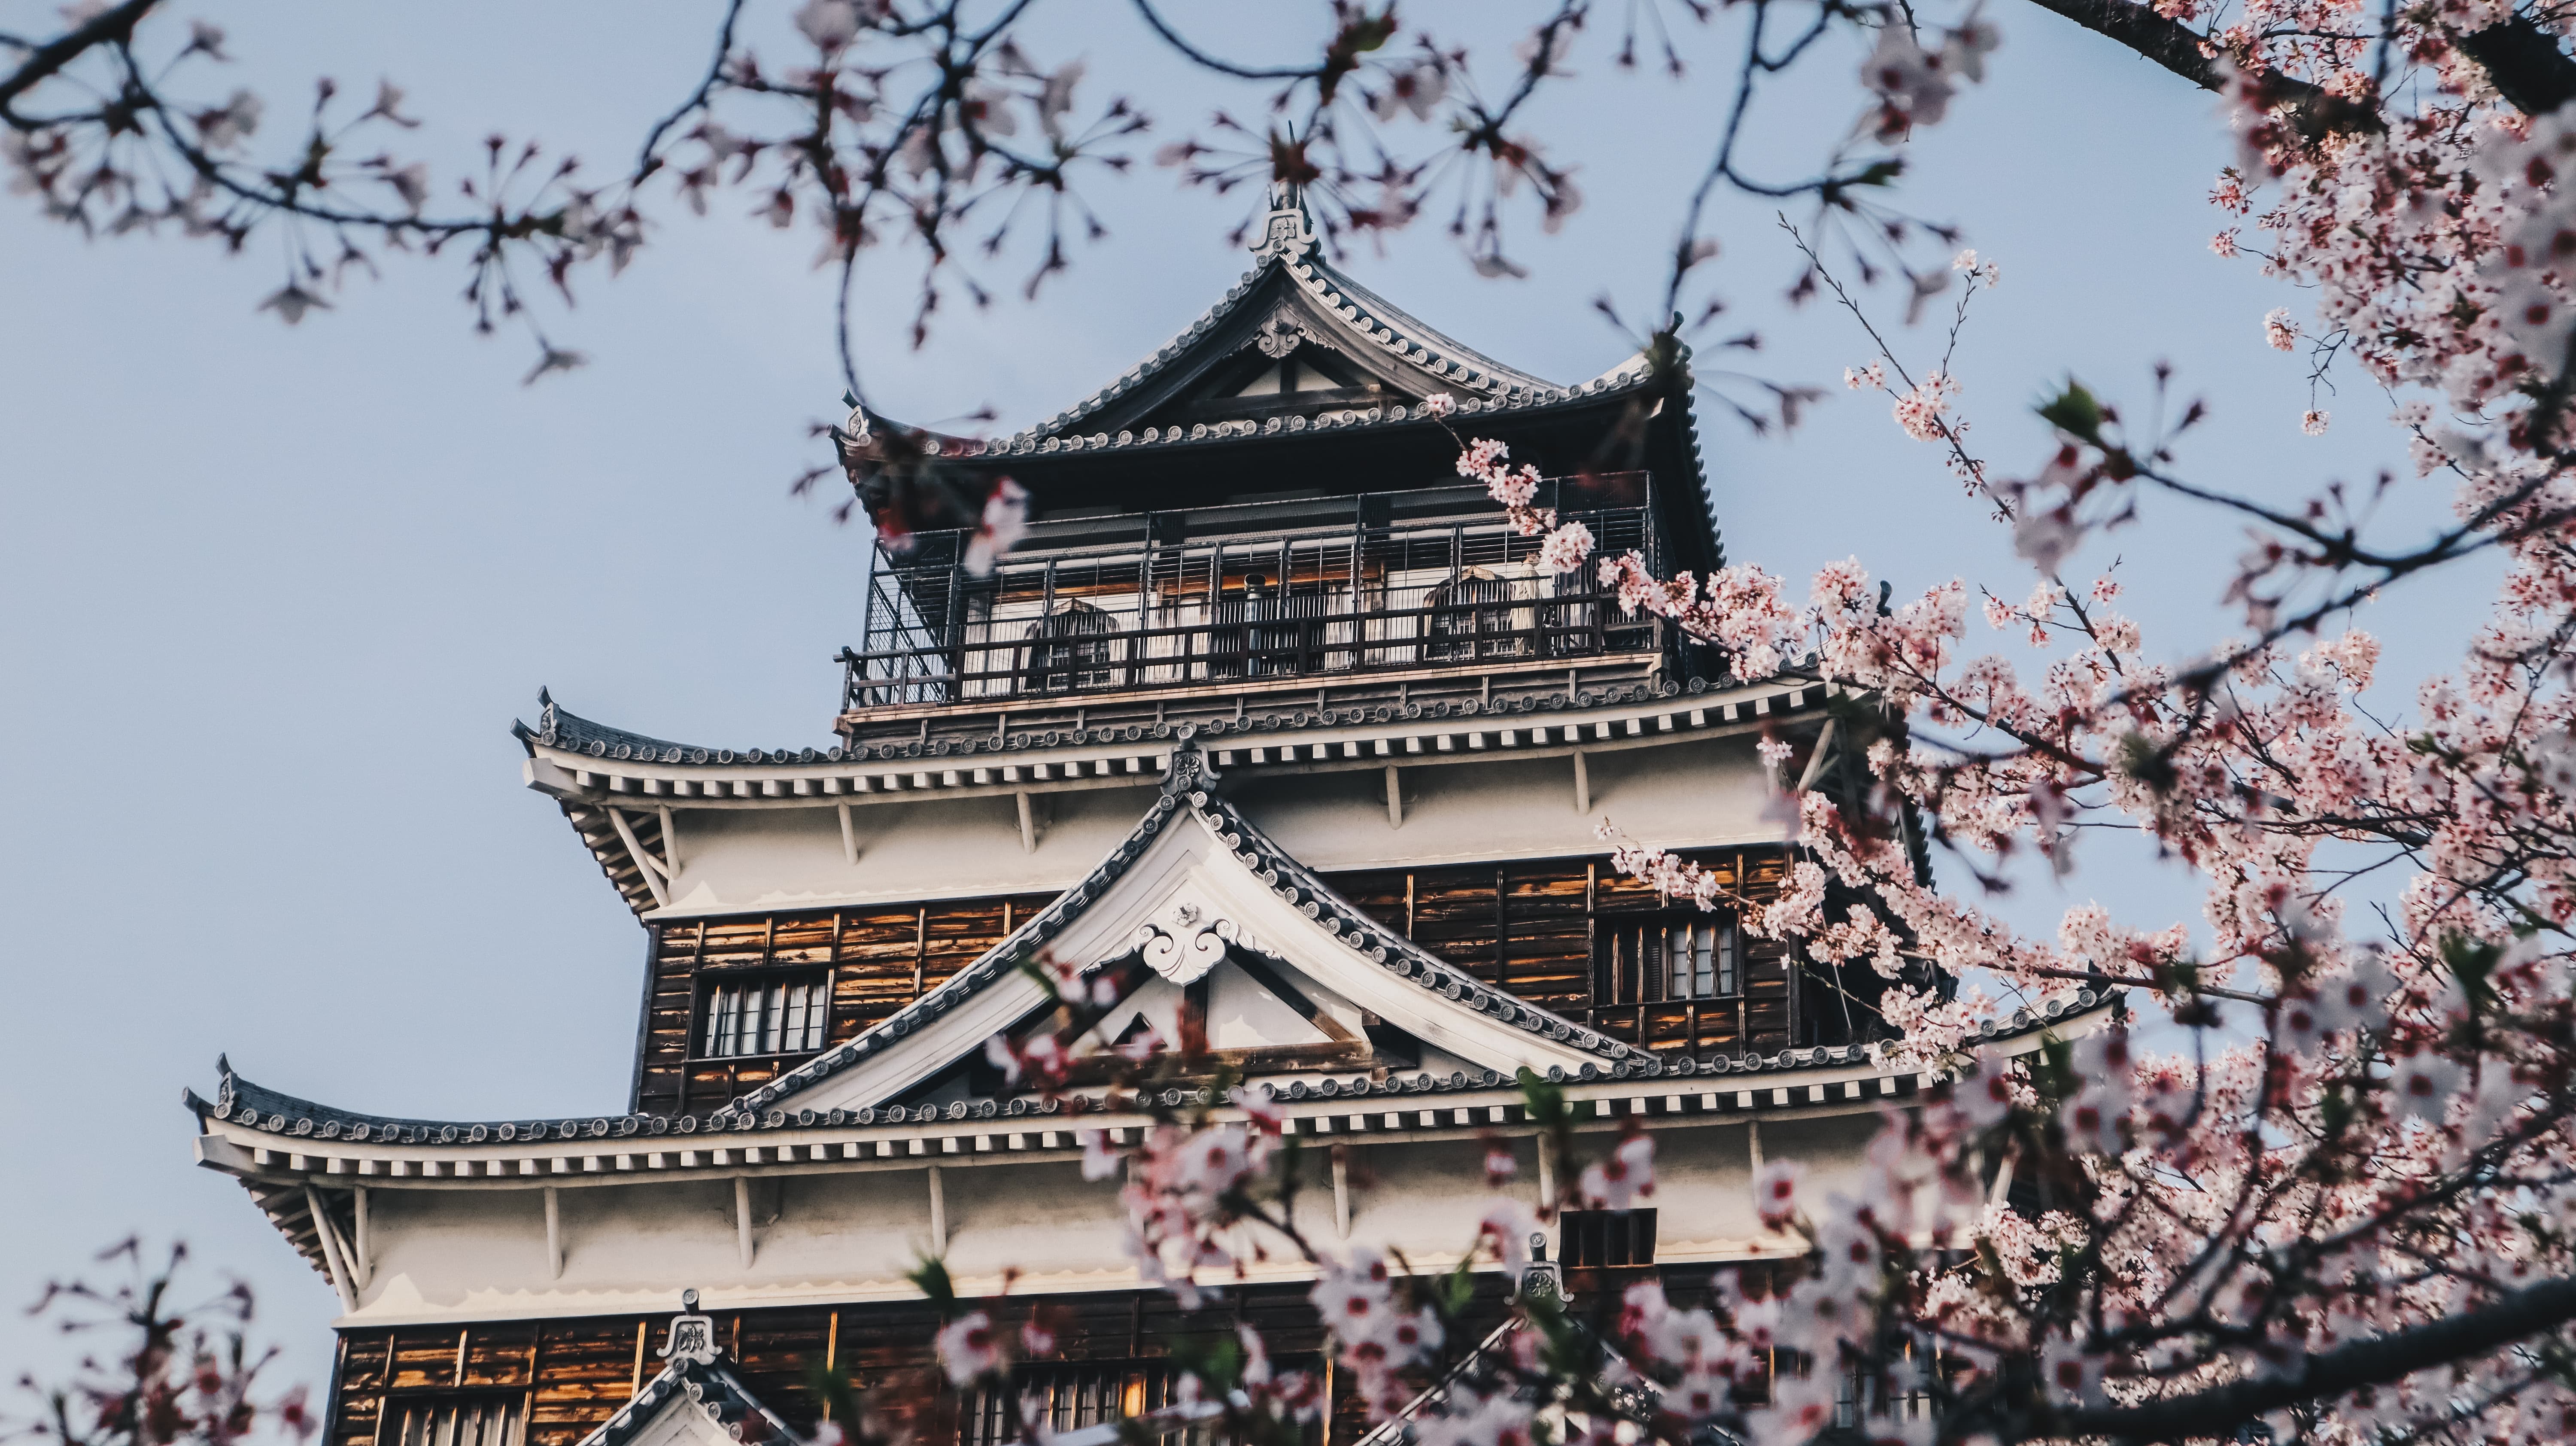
[658,1290,719,1364]
[1250,178,1317,262]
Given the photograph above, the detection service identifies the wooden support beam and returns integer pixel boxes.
[1230,954,1359,1043]
[605,808,671,908]
[1572,750,1590,814]
[304,1186,358,1314]
[543,1186,563,1279]
[1331,1144,1351,1239]
[657,807,680,872]
[1015,791,1039,854]
[352,1187,371,1288]
[734,1176,755,1269]
[837,802,860,866]
[1795,717,1841,793]
[927,1165,948,1254]
[1535,1130,1558,1216]
[1383,765,1402,829]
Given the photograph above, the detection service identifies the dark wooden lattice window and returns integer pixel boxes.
[381,1394,524,1446]
[1560,1209,1658,1268]
[1422,568,1523,662]
[1598,912,1741,1004]
[701,970,831,1059]
[1024,599,1118,693]
[960,1362,1209,1446]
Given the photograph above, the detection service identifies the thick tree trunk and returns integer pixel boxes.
[2020,0,2576,130]
[2455,14,2576,115]
[2046,1273,2576,1442]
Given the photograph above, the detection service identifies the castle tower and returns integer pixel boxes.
[185,189,2109,1446]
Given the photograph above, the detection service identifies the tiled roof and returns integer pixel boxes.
[714,738,1640,1121]
[1004,190,1568,446]
[852,185,1689,466]
[911,355,1659,462]
[186,730,2125,1147]
[519,671,1773,771]
[576,1355,802,1446]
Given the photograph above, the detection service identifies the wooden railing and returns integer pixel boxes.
[844,490,1665,712]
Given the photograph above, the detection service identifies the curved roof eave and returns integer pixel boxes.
[858,358,1659,467]
[190,744,2126,1147]
[185,986,2124,1150]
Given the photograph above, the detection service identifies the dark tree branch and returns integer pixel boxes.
[2455,14,2576,115]
[2051,1273,2576,1442]
[0,0,157,117]
[1128,0,1325,81]
[2023,0,2576,127]
[2016,0,2381,134]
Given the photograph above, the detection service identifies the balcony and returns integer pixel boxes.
[841,476,1670,728]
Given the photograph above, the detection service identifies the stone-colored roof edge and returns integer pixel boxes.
[884,357,1651,464]
[574,1355,803,1446]
[1014,216,1568,444]
[717,739,1638,1117]
[184,986,2117,1148]
[186,897,2125,1151]
[527,669,1783,772]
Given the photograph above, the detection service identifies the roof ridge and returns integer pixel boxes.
[184,977,2123,1145]
[576,1352,803,1446]
[721,736,1642,1118]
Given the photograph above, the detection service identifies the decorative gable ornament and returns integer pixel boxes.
[1129,900,1265,985]
[1253,308,1308,358]
[1516,1234,1561,1303]
[658,1290,719,1364]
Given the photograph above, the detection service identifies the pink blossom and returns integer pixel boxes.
[1077,1129,1119,1182]
[2264,306,2299,351]
[1536,521,1591,574]
[1753,1159,1803,1228]
[934,1311,1000,1385]
[1576,1131,1655,1210]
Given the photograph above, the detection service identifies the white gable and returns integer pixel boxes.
[770,796,1608,1115]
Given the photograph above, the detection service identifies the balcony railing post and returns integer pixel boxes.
[1139,543,1155,687]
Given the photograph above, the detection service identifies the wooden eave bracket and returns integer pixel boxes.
[605,807,673,909]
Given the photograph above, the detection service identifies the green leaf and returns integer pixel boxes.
[1516,1069,1567,1129]
[2037,378,2107,444]
[905,1255,957,1316]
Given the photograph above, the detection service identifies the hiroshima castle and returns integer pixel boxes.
[184,188,2109,1446]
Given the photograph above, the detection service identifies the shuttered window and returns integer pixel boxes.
[383,1395,521,1446]
[1560,1209,1659,1267]
[1665,916,1739,999]
[1598,912,1741,1004]
[700,972,830,1059]
[960,1362,1211,1446]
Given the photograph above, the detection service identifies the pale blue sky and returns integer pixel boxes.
[0,1,2467,1392]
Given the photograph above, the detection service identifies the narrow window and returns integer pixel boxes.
[1663,916,1740,999]
[386,1395,521,1446]
[1558,1208,1659,1267]
[1600,912,1741,1004]
[701,972,830,1059]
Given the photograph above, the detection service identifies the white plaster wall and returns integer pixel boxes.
[645,735,1779,919]
[1236,737,1780,875]
[333,1109,1875,1326]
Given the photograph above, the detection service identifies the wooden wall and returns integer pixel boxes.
[324,1270,1752,1446]
[631,850,1813,1115]
[635,893,1056,1116]
[1327,849,1797,1056]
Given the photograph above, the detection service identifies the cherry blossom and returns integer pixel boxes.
[933,1311,999,1385]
